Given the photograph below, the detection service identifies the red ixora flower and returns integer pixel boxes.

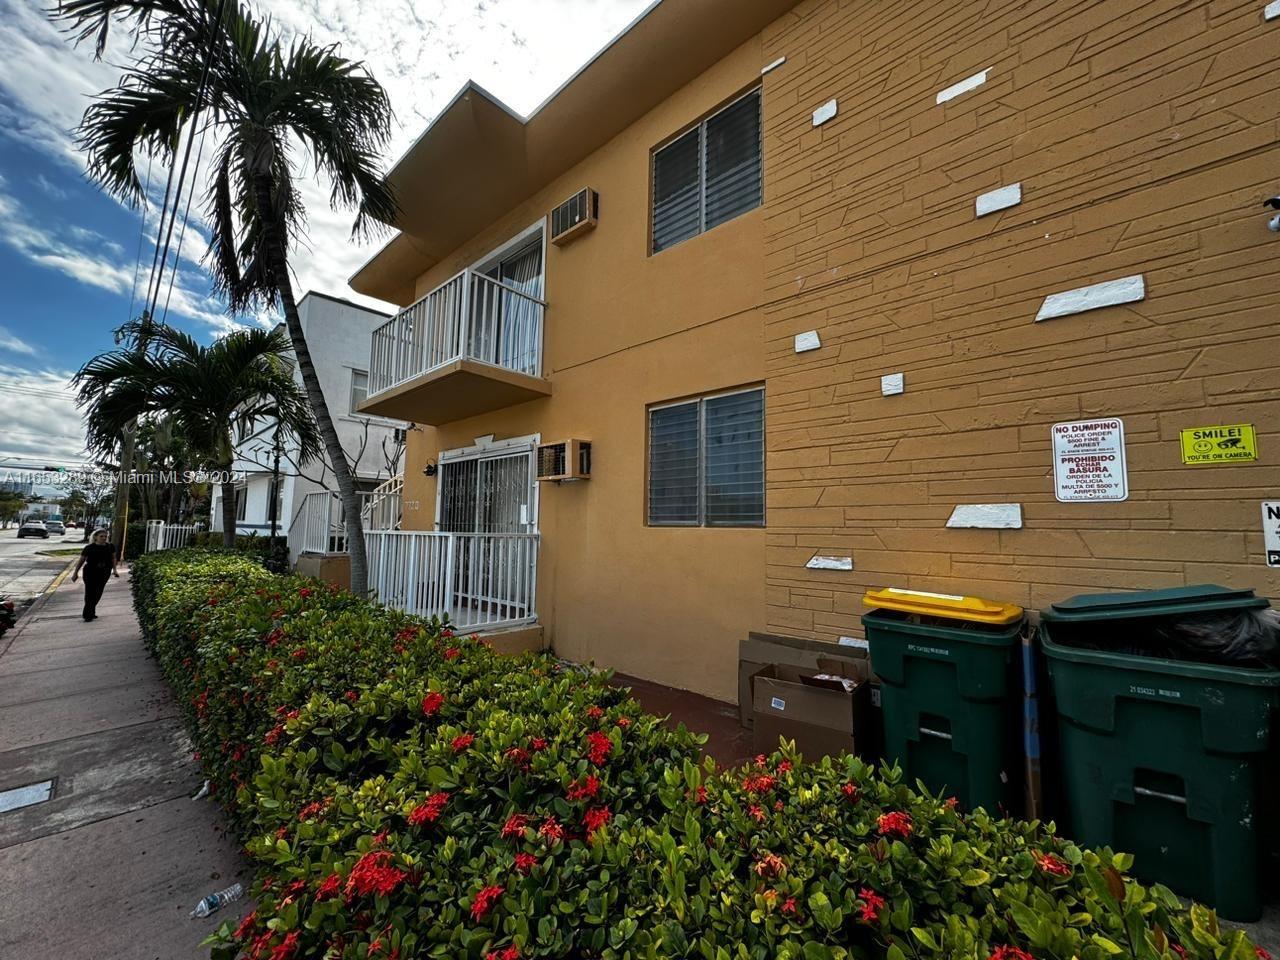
[421,692,444,716]
[858,888,886,923]
[269,931,300,960]
[840,782,858,802]
[1255,949,1273,960]
[316,874,342,900]
[443,647,461,660]
[585,705,604,720]
[297,799,328,821]
[754,853,785,878]
[298,587,312,598]
[989,947,1034,960]
[234,910,257,940]
[693,786,709,805]
[583,806,611,838]
[566,775,601,801]
[408,792,449,827]
[586,731,612,765]
[513,852,539,874]
[345,690,358,702]
[501,813,529,840]
[345,850,407,899]
[290,647,308,661]
[742,773,777,795]
[877,810,914,839]
[486,947,520,960]
[615,716,632,729]
[504,746,530,768]
[450,733,474,752]
[780,896,798,917]
[264,724,285,746]
[470,884,505,922]
[538,816,566,842]
[777,760,792,773]
[1034,851,1071,877]
[748,804,766,823]
[529,736,549,752]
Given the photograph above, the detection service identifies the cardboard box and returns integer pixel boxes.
[739,632,871,727]
[751,657,879,761]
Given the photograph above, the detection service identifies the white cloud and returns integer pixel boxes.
[0,181,233,333]
[0,0,651,315]
[0,326,36,355]
[0,368,87,464]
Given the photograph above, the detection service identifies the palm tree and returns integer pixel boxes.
[75,323,320,547]
[52,0,396,592]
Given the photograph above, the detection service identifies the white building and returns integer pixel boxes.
[210,291,405,561]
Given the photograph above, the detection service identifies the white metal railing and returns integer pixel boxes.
[144,519,198,553]
[293,491,345,554]
[361,474,403,531]
[368,269,545,397]
[365,530,538,631]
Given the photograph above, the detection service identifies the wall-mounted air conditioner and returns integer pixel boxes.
[549,188,599,246]
[536,439,591,481]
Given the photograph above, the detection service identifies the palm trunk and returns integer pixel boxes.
[111,429,136,549]
[220,479,237,548]
[254,175,368,595]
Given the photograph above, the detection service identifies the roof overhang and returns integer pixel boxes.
[351,0,797,304]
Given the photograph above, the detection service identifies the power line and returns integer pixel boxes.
[161,117,212,325]
[127,155,154,323]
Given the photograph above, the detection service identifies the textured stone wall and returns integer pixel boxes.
[760,0,1280,639]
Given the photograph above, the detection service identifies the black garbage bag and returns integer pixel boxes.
[1147,608,1280,668]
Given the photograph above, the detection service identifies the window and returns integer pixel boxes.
[234,484,248,522]
[651,88,762,253]
[349,369,369,415]
[267,478,284,525]
[648,387,764,527]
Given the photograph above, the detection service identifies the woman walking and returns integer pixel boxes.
[72,528,120,622]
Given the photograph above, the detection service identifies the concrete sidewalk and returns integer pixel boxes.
[0,567,250,959]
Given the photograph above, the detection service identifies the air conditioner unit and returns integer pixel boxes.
[536,439,591,481]
[549,188,599,246]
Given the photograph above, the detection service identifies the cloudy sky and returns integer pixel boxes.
[0,0,649,469]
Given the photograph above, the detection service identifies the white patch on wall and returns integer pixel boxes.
[806,555,853,571]
[812,99,838,126]
[936,69,989,104]
[838,635,870,651]
[1035,275,1146,322]
[946,503,1023,529]
[880,373,905,396]
[761,55,787,75]
[976,183,1022,217]
[794,330,821,353]
[1266,1,1280,20]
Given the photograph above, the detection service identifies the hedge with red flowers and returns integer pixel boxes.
[132,551,1264,960]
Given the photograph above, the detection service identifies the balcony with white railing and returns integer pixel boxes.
[361,268,551,424]
[365,529,538,632]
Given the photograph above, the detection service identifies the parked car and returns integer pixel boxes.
[65,520,79,529]
[44,519,65,536]
[17,519,48,539]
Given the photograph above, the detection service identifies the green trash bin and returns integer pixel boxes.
[1040,585,1280,922]
[863,588,1025,814]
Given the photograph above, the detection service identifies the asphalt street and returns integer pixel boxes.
[0,528,82,605]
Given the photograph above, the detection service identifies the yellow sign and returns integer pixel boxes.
[1179,424,1258,465]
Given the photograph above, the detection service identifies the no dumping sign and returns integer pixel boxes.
[1052,419,1128,502]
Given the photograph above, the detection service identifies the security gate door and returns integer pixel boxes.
[437,447,535,623]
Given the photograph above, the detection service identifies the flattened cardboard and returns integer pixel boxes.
[738,632,873,727]
[750,658,878,760]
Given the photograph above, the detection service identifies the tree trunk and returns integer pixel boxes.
[254,175,368,595]
[220,479,237,548]
[111,429,136,550]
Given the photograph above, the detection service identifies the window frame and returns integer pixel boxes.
[233,483,248,523]
[646,385,765,529]
[649,85,763,255]
[349,368,369,416]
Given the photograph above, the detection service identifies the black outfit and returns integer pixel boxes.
[80,542,116,621]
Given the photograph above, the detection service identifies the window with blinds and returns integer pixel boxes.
[651,87,761,253]
[647,387,764,527]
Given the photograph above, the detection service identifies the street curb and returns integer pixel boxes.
[0,558,77,659]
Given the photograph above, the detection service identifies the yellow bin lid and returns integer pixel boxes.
[863,587,1023,625]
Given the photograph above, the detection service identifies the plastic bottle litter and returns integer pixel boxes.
[191,780,210,801]
[190,882,243,918]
